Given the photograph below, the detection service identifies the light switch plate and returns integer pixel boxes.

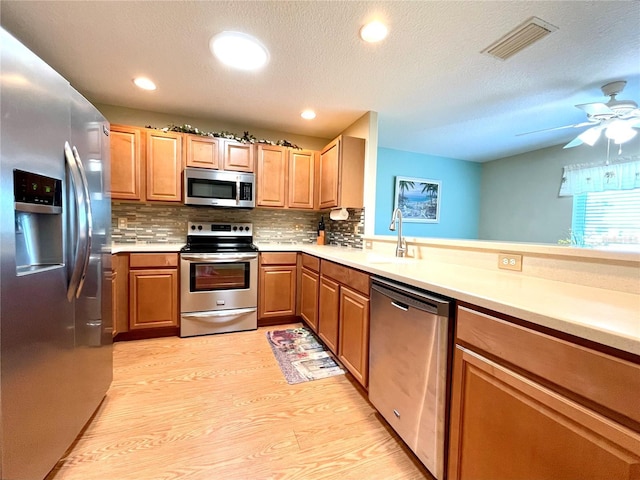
[498,253,522,271]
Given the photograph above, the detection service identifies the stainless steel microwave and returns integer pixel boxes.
[183,168,255,208]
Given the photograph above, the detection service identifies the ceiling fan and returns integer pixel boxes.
[519,81,640,149]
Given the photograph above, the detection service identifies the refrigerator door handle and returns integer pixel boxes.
[65,142,89,301]
[72,145,93,298]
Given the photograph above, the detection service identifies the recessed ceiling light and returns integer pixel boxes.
[301,110,316,120]
[133,77,156,91]
[360,21,388,43]
[210,31,269,71]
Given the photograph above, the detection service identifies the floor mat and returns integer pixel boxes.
[265,327,345,384]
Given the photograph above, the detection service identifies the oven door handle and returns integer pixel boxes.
[181,253,258,262]
[182,307,256,323]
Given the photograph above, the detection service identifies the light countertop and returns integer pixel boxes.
[113,242,640,355]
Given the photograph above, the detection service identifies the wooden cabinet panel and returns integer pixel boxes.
[146,130,182,202]
[222,140,254,172]
[260,252,297,265]
[110,125,143,200]
[301,253,320,272]
[257,145,288,207]
[129,268,178,330]
[338,286,370,387]
[185,135,219,169]
[300,267,319,332]
[112,254,129,336]
[129,253,178,269]
[457,306,640,425]
[448,346,640,480]
[259,266,296,319]
[288,149,316,209]
[318,138,340,209]
[321,260,369,295]
[318,276,340,354]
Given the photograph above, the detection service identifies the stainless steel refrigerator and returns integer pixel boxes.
[0,27,113,480]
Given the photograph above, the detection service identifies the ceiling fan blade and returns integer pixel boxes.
[516,121,597,136]
[575,102,614,117]
[562,136,584,149]
[577,125,603,146]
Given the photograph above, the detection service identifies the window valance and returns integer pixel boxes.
[558,156,640,197]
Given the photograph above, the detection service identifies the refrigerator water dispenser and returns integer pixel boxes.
[14,169,63,275]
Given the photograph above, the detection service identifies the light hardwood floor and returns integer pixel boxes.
[47,323,433,480]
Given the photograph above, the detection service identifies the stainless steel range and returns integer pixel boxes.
[179,222,258,337]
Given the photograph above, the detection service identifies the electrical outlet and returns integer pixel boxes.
[498,253,522,271]
[118,217,127,229]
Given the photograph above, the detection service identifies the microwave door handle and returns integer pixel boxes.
[236,177,240,205]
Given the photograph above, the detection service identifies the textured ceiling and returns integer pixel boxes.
[1,1,639,161]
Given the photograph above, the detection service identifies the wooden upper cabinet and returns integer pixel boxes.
[318,138,340,209]
[256,144,288,207]
[185,134,219,169]
[318,135,365,209]
[110,124,143,200]
[146,129,183,202]
[288,149,316,209]
[222,140,254,172]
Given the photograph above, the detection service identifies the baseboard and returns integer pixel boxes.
[114,326,180,342]
[258,315,300,327]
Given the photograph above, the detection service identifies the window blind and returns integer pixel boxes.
[572,189,640,249]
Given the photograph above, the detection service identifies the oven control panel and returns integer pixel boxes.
[187,222,252,236]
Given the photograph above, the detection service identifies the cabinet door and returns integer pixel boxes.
[185,134,219,169]
[338,286,370,387]
[146,130,182,202]
[448,346,640,480]
[256,144,288,207]
[129,268,178,329]
[110,125,143,200]
[258,265,296,319]
[318,138,340,209]
[288,149,316,209]
[318,276,340,354]
[222,140,254,172]
[300,267,319,332]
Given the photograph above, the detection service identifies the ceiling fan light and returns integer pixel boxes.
[605,120,637,144]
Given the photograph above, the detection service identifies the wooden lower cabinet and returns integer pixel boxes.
[318,276,340,352]
[258,253,297,322]
[318,260,370,388]
[448,306,640,479]
[128,253,179,330]
[112,253,130,335]
[338,286,370,387]
[300,267,319,331]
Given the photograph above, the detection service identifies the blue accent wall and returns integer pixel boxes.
[375,147,482,238]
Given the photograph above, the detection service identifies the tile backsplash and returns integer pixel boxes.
[112,202,364,248]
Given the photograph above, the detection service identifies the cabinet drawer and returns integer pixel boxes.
[457,306,640,425]
[129,253,178,269]
[321,260,369,295]
[301,253,320,272]
[260,252,297,265]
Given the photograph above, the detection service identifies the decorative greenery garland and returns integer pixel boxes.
[145,123,301,149]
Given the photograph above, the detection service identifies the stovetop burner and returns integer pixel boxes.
[180,222,258,253]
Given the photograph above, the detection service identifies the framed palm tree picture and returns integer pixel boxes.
[394,176,441,223]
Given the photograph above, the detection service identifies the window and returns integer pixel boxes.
[571,189,640,251]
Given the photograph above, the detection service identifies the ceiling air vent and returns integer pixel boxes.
[482,17,558,61]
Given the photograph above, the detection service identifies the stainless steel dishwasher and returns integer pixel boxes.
[369,277,452,480]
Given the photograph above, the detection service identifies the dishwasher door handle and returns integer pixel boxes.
[391,301,409,311]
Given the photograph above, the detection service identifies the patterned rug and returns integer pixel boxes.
[266,327,345,384]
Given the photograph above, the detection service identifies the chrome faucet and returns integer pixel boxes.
[389,208,406,257]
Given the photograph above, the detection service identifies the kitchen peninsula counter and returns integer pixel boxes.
[257,243,640,356]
